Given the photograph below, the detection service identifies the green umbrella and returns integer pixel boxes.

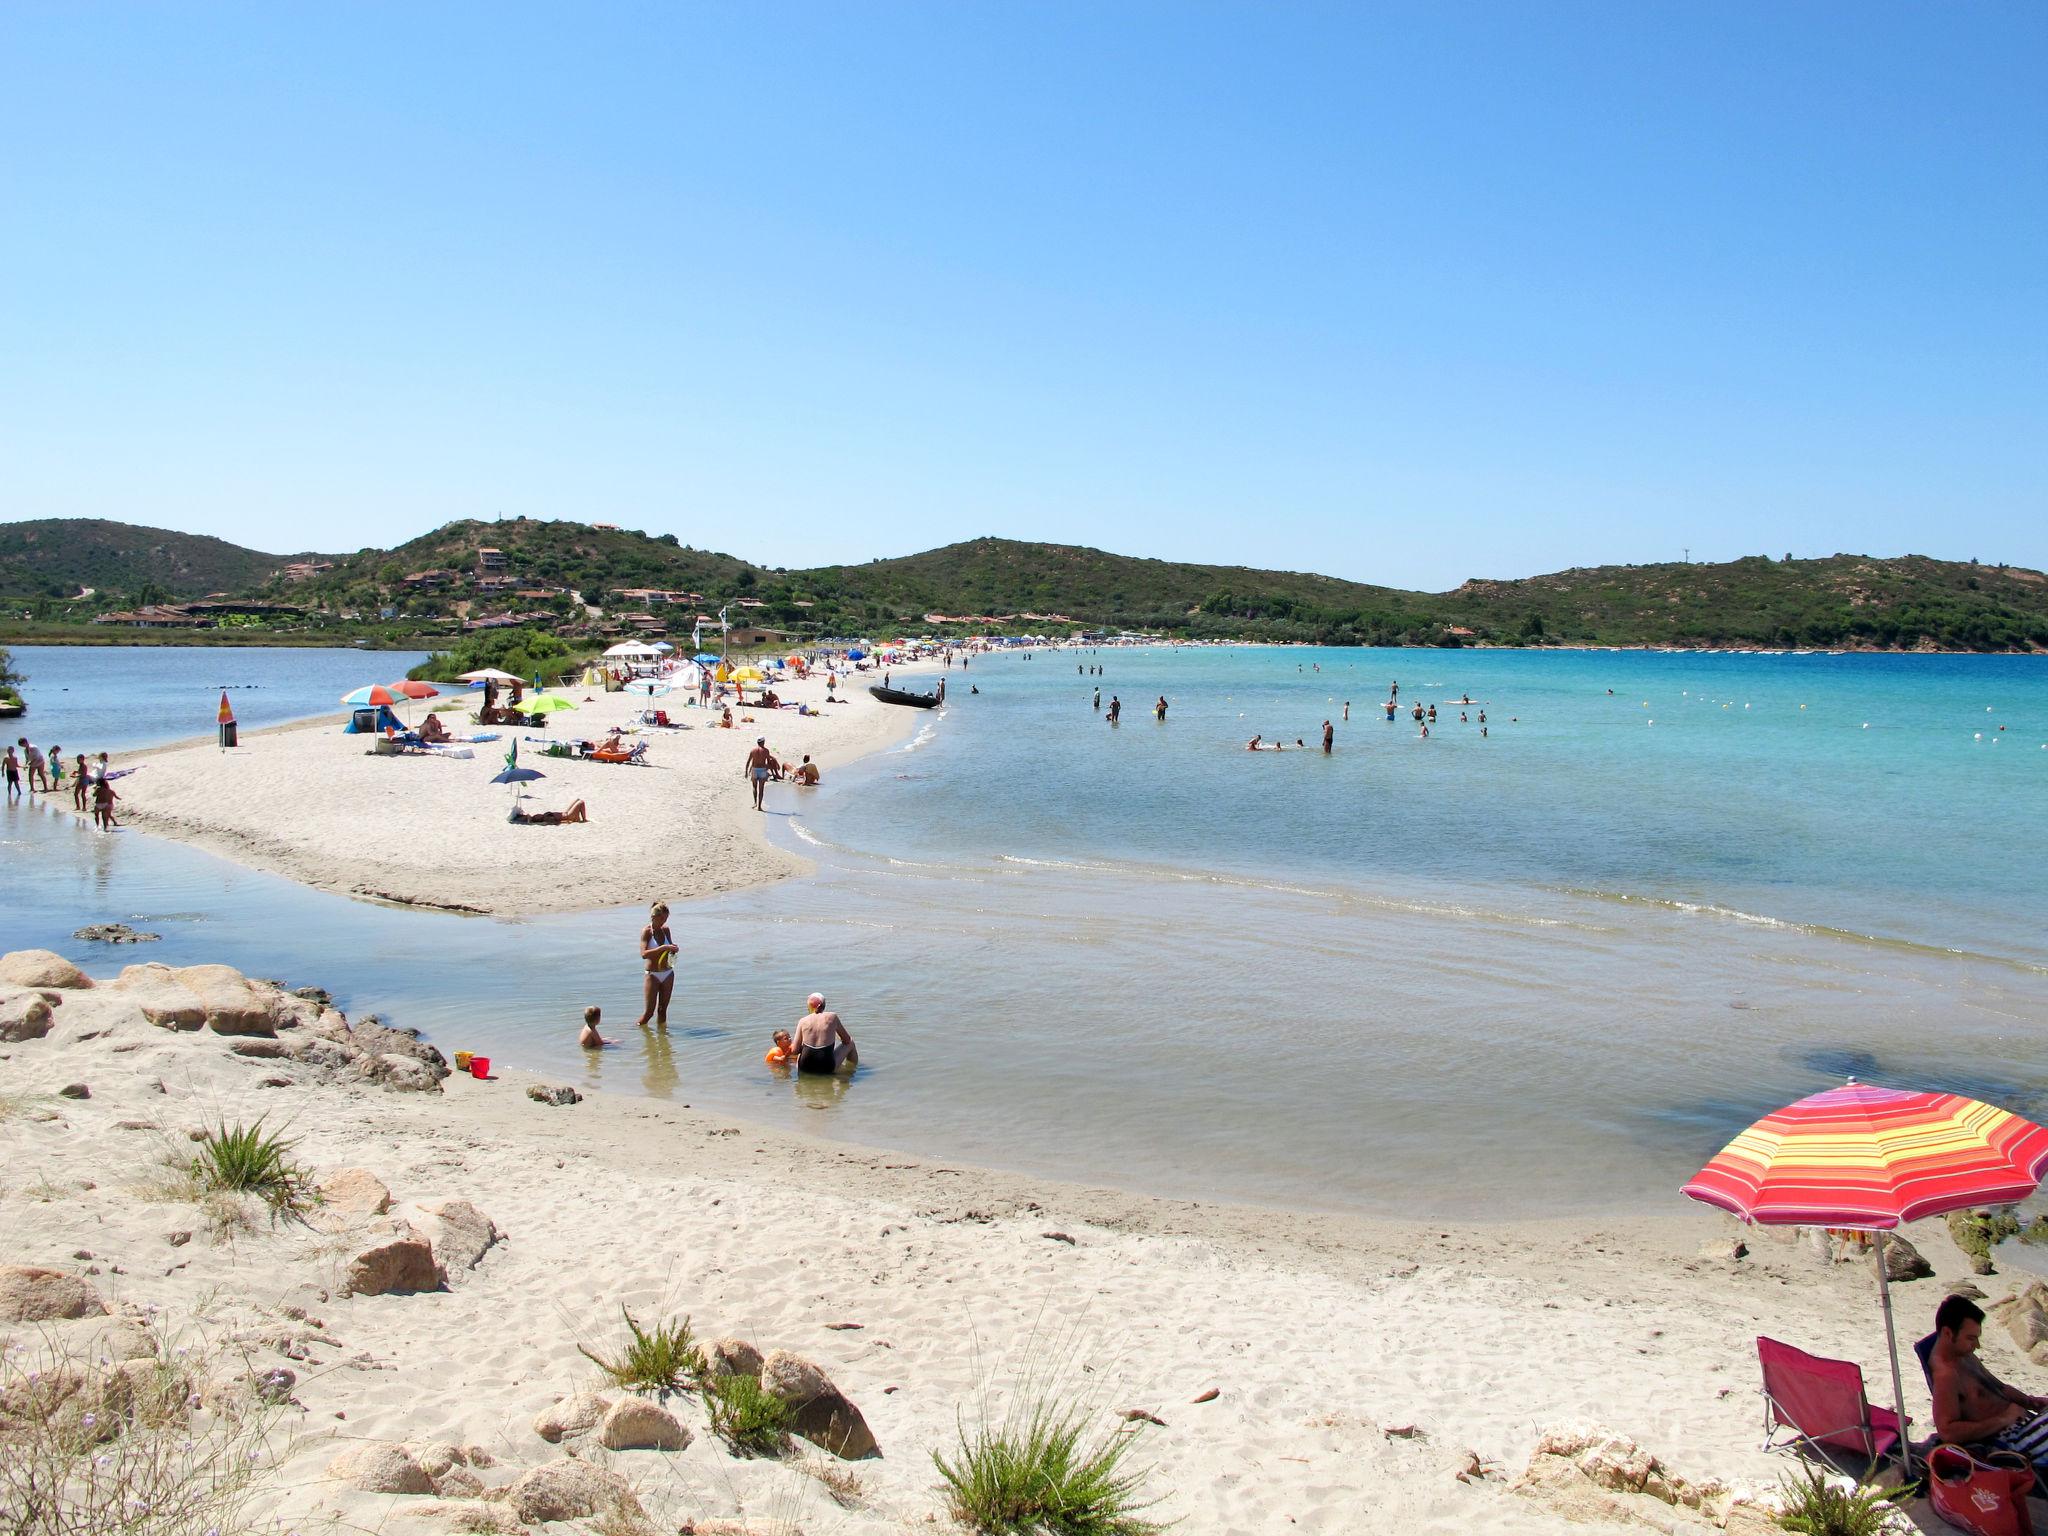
[521,693,576,714]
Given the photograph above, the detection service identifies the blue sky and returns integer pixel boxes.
[1,2,2041,590]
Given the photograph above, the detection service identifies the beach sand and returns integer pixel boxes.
[105,664,937,914]
[4,953,2031,1535]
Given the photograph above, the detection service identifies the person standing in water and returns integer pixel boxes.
[637,902,677,1029]
[1155,695,1168,721]
[1106,695,1121,724]
[1092,688,1101,712]
[1322,719,1334,754]
[793,992,858,1074]
[1342,701,1350,721]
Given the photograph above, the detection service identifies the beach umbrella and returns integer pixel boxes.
[386,680,440,700]
[693,652,720,666]
[652,642,674,651]
[491,740,545,810]
[341,684,403,707]
[622,679,670,697]
[521,693,576,714]
[846,648,866,661]
[457,669,523,684]
[1683,1081,2048,1474]
[734,666,765,682]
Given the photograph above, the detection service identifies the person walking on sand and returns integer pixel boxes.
[793,992,858,1075]
[745,737,776,811]
[637,902,677,1029]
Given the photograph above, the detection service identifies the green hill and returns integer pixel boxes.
[1,516,2043,651]
[0,518,313,600]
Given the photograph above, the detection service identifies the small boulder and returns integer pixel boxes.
[0,1266,108,1323]
[1991,1282,2048,1365]
[229,1038,290,1058]
[416,1200,498,1272]
[57,1083,90,1100]
[73,923,159,944]
[1877,1233,1934,1283]
[115,964,207,1031]
[525,1085,582,1106]
[345,1234,444,1297]
[328,1440,436,1495]
[0,950,94,990]
[599,1396,690,1451]
[532,1390,611,1443]
[1695,1237,1746,1263]
[319,1168,394,1218]
[500,1459,642,1525]
[171,964,277,1037]
[759,1350,877,1459]
[703,1337,765,1379]
[0,990,53,1043]
[366,1053,443,1093]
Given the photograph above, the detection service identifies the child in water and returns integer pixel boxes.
[579,1005,616,1049]
[766,1029,796,1066]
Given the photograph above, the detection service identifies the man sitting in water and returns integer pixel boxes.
[1931,1296,2048,1467]
[792,755,820,785]
[509,798,589,825]
[792,992,858,1075]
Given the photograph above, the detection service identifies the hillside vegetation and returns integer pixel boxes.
[2,516,2044,652]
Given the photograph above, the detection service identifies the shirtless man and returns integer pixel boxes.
[792,755,820,785]
[1930,1295,2048,1468]
[792,992,858,1075]
[744,737,775,810]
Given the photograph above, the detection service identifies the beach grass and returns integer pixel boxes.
[934,1393,1164,1536]
[189,1119,312,1215]
[703,1372,793,1457]
[578,1309,703,1397]
[1772,1465,1899,1534]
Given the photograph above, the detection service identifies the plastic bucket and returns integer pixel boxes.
[453,1051,473,1070]
[469,1056,490,1079]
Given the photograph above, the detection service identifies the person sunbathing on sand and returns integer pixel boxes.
[509,798,588,825]
[579,1004,617,1049]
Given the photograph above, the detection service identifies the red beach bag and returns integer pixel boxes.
[1928,1444,2036,1536]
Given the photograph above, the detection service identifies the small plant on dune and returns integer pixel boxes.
[189,1119,311,1215]
[1773,1465,1901,1536]
[703,1371,792,1458]
[934,1394,1165,1536]
[579,1309,702,1397]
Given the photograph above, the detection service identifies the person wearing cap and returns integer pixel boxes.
[743,736,777,811]
[791,992,857,1075]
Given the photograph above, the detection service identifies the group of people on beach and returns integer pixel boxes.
[5,739,122,827]
[575,900,859,1078]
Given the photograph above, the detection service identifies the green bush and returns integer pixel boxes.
[704,1372,792,1457]
[190,1120,311,1214]
[1947,1209,2021,1274]
[1773,1464,1897,1534]
[408,627,575,684]
[934,1396,1163,1536]
[578,1309,702,1397]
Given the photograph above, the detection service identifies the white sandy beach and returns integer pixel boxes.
[105,664,938,914]
[6,951,2041,1535]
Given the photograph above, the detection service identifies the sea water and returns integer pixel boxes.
[2,644,2043,1220]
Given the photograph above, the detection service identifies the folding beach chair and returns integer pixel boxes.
[1757,1336,1907,1476]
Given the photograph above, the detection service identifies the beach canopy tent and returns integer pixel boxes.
[458,669,524,684]
[1683,1081,2048,1475]
[603,643,663,659]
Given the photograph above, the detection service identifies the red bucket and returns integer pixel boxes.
[469,1056,491,1080]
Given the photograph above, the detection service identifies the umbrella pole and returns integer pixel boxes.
[1875,1231,1914,1481]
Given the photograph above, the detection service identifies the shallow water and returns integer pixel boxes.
[3,644,2044,1221]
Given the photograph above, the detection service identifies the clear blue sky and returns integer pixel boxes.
[2,3,2041,590]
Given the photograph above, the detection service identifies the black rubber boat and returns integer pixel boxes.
[868,684,941,709]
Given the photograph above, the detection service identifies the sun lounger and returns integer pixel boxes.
[1756,1335,1907,1476]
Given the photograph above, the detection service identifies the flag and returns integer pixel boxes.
[718,605,729,631]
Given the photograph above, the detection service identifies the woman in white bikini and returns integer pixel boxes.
[637,901,677,1029]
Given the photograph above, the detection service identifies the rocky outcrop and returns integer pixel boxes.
[73,923,159,944]
[414,1200,498,1272]
[498,1459,644,1525]
[0,951,94,990]
[345,1233,445,1297]
[320,1168,394,1218]
[1991,1282,2048,1366]
[1512,1429,1737,1531]
[532,1390,611,1443]
[0,1266,108,1324]
[328,1441,437,1495]
[599,1396,690,1451]
[525,1085,581,1107]
[759,1350,877,1459]
[1876,1233,1933,1282]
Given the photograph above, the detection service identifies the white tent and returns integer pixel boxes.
[603,642,663,658]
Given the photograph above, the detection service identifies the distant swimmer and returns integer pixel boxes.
[1155,695,1168,721]
[1478,710,1487,723]
[1427,705,1437,722]
[1342,701,1350,721]
[1092,688,1101,711]
[1322,720,1334,754]
[1384,701,1396,720]
[1420,722,1430,739]
[1390,680,1399,698]
[1246,734,1263,750]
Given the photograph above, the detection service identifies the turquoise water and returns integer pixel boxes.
[2,644,2043,1220]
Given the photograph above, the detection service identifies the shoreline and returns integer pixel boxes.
[3,949,2033,1534]
[86,659,946,916]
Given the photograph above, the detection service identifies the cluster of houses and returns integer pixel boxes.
[93,599,306,629]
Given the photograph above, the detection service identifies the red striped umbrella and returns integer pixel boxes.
[386,680,440,700]
[1683,1082,2048,1475]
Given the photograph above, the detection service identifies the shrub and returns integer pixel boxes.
[578,1309,701,1397]
[189,1120,311,1215]
[0,1331,293,1535]
[1773,1465,1899,1534]
[704,1372,792,1457]
[934,1394,1163,1536]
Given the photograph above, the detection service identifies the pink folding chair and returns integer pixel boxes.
[1756,1336,1907,1476]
